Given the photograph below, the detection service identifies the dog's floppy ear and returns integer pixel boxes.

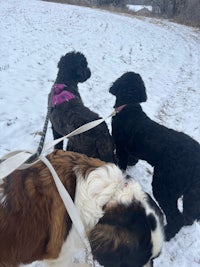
[75,52,91,83]
[88,223,130,267]
[76,65,91,83]
[133,72,147,103]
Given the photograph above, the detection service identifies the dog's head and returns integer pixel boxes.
[57,51,91,83]
[88,178,164,267]
[109,72,147,108]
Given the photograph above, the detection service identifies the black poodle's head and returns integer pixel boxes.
[109,72,147,108]
[57,51,91,84]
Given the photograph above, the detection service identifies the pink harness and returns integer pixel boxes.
[51,83,75,106]
[115,104,127,113]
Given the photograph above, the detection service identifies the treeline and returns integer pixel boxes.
[107,0,200,27]
[152,0,200,27]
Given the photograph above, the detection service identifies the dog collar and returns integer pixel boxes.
[115,104,127,113]
[52,83,75,106]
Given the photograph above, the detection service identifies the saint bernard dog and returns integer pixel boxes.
[0,150,164,267]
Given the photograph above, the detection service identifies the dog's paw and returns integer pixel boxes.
[127,155,139,166]
[164,225,175,241]
[164,222,183,241]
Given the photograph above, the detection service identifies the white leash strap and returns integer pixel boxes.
[40,155,95,267]
[44,110,116,153]
[43,118,104,153]
[0,111,116,179]
[0,151,34,179]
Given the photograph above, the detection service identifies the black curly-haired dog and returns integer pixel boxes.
[109,71,200,240]
[49,51,116,163]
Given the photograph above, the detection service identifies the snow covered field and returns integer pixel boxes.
[0,0,200,266]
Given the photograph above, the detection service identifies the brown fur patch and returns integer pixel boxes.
[89,202,154,267]
[0,150,104,267]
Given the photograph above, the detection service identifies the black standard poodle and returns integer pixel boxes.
[49,51,116,163]
[109,71,200,240]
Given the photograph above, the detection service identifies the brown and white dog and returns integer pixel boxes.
[0,150,164,267]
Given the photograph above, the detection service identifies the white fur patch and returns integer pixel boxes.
[75,163,164,260]
[148,209,164,258]
[143,261,152,267]
[46,163,124,267]
[115,178,145,204]
[45,163,164,266]
[130,179,164,259]
[75,163,124,229]
[45,225,89,267]
[112,178,164,260]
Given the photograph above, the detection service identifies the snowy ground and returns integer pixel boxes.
[0,0,200,266]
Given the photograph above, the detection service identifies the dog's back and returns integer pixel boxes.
[64,101,116,163]
[112,103,200,168]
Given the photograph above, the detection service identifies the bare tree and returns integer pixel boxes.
[96,0,125,6]
[178,0,200,26]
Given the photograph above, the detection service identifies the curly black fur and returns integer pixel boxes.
[109,71,200,240]
[49,51,116,163]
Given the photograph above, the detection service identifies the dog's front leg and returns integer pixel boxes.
[52,126,64,150]
[115,144,129,171]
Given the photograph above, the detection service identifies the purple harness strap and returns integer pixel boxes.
[52,83,75,106]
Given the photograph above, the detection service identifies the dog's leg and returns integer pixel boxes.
[183,183,200,225]
[164,209,184,241]
[52,126,64,150]
[66,139,76,153]
[115,142,129,170]
[152,171,184,241]
[127,155,139,166]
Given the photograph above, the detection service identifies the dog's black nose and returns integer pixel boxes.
[86,68,91,79]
